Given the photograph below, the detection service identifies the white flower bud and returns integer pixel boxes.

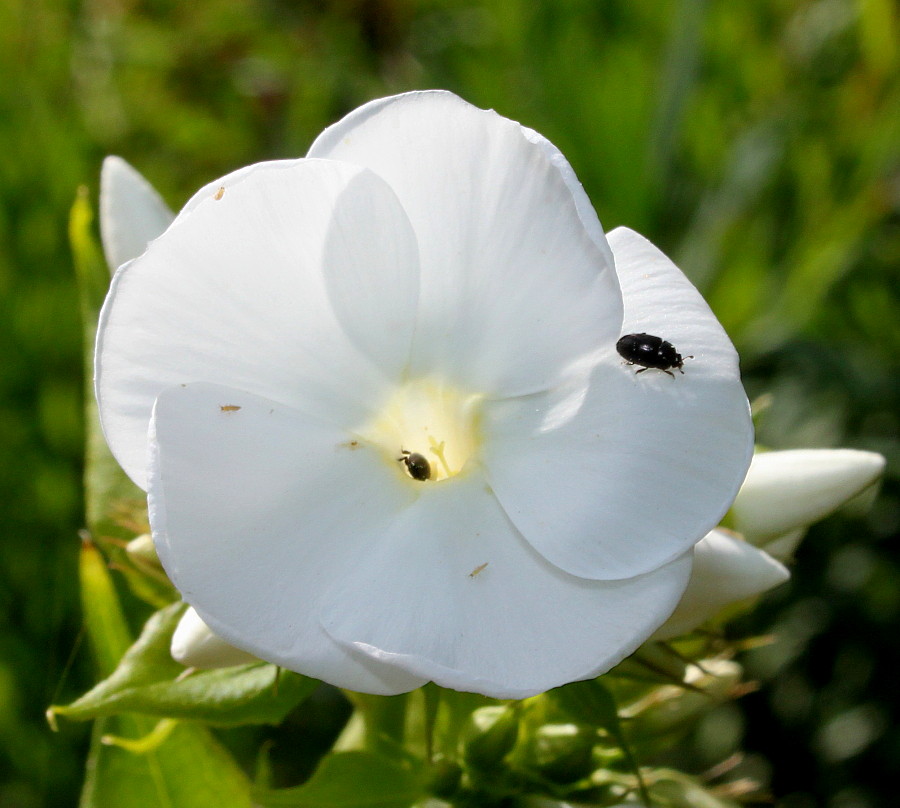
[653,530,789,641]
[732,449,886,557]
[171,606,259,669]
[124,533,161,568]
[100,156,174,275]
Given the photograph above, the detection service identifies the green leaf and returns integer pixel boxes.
[79,537,133,677]
[550,679,620,735]
[254,751,425,808]
[80,718,255,808]
[76,539,255,808]
[550,679,650,805]
[70,189,175,608]
[70,185,112,327]
[54,601,317,726]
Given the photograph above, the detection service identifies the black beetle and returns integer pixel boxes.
[398,449,432,481]
[616,333,692,378]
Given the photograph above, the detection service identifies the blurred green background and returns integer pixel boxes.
[0,0,897,805]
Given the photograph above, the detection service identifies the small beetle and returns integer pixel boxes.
[398,449,432,481]
[616,333,692,378]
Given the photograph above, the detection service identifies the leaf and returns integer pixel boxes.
[80,718,255,808]
[70,189,169,612]
[253,752,424,808]
[550,679,620,735]
[79,537,133,677]
[550,679,650,805]
[70,185,112,328]
[70,188,145,536]
[76,540,255,808]
[55,601,317,727]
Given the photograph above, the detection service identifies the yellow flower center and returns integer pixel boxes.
[357,378,485,483]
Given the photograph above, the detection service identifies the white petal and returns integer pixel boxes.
[652,530,790,641]
[148,382,427,695]
[759,528,806,562]
[172,159,299,223]
[171,607,259,669]
[319,474,693,699]
[100,156,175,274]
[309,90,622,397]
[733,449,886,544]
[481,229,754,580]
[96,158,420,489]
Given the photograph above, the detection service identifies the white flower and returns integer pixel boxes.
[95,91,753,698]
[652,529,789,641]
[732,449,886,561]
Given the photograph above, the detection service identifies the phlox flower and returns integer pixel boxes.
[96,91,753,698]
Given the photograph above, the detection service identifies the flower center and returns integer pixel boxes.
[357,378,484,483]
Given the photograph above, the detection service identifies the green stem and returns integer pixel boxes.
[423,684,440,763]
[346,693,409,756]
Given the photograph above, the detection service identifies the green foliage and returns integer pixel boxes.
[76,537,254,808]
[51,602,318,728]
[460,705,520,772]
[253,751,425,808]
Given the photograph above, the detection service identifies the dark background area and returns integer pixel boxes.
[1,0,897,805]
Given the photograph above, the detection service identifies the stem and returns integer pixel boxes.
[423,684,440,763]
[345,693,409,756]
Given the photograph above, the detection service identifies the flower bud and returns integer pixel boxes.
[170,606,259,668]
[426,757,463,800]
[732,449,885,557]
[624,658,742,737]
[652,530,789,640]
[461,705,520,771]
[100,156,174,275]
[125,533,163,569]
[523,723,596,784]
[649,771,738,808]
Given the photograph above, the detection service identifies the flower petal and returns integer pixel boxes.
[651,529,789,641]
[148,382,427,695]
[100,156,175,274]
[308,90,622,397]
[171,606,259,669]
[318,474,693,699]
[481,228,754,580]
[733,449,886,545]
[758,528,806,563]
[97,158,420,489]
[173,160,298,223]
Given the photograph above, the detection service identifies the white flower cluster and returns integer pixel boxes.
[95,92,864,698]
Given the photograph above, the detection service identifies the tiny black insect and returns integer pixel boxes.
[398,449,432,481]
[616,333,693,378]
